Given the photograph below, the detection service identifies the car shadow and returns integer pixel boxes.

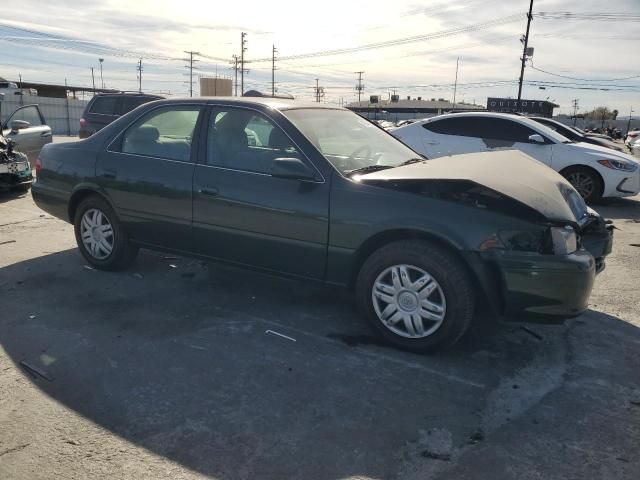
[0,188,30,204]
[593,196,640,221]
[1,248,639,479]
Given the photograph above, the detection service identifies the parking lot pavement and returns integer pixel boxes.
[1,192,639,480]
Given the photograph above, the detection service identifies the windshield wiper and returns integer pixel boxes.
[396,157,426,167]
[344,165,394,177]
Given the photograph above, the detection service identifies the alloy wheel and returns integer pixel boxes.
[566,172,594,199]
[371,264,446,339]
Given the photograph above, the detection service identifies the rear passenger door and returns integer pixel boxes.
[97,104,202,251]
[421,117,489,157]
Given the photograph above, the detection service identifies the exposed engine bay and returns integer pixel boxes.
[0,134,32,191]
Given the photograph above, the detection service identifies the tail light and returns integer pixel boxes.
[79,118,86,128]
[35,157,42,175]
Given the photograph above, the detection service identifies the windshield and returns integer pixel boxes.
[283,108,420,175]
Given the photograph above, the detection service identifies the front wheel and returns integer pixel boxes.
[73,195,138,270]
[355,240,475,352]
[562,166,603,204]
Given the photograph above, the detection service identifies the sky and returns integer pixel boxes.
[1,0,639,116]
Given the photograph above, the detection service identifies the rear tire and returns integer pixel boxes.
[561,166,603,204]
[355,239,475,352]
[73,195,138,271]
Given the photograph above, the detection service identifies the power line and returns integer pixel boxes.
[250,14,523,62]
[535,12,640,22]
[529,64,640,82]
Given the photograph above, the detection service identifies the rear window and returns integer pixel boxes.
[89,96,120,115]
[120,96,156,115]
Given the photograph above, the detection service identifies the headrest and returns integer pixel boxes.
[131,125,159,142]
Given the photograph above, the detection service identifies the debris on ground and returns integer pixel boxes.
[169,264,177,269]
[19,361,53,381]
[521,326,543,340]
[265,330,297,342]
[0,239,16,245]
[83,265,94,271]
[133,273,143,279]
[467,429,485,444]
[162,256,179,260]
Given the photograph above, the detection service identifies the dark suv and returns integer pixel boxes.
[79,93,162,138]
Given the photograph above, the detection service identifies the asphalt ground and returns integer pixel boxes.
[0,175,639,479]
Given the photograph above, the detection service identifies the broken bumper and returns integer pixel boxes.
[488,222,613,317]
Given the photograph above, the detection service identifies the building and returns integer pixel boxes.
[487,97,559,118]
[199,77,233,96]
[347,96,484,121]
[0,76,116,99]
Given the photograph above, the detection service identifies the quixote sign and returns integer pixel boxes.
[487,97,557,117]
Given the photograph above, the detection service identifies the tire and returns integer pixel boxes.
[355,239,475,352]
[73,195,138,271]
[561,166,603,204]
[12,183,31,193]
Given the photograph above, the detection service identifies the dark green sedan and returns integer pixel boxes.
[32,97,613,351]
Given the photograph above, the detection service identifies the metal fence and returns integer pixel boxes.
[0,93,88,136]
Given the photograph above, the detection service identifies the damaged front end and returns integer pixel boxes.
[0,135,33,191]
[359,175,614,317]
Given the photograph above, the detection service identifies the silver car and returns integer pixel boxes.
[1,104,52,164]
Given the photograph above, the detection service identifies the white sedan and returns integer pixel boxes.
[390,112,640,203]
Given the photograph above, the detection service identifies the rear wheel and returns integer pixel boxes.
[356,240,475,352]
[73,195,138,270]
[562,166,603,204]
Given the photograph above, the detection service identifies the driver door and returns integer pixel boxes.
[2,105,52,163]
[192,106,330,279]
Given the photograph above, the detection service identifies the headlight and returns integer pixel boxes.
[550,226,577,255]
[597,159,638,172]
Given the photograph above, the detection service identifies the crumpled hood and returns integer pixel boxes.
[358,150,589,224]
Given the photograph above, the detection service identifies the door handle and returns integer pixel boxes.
[101,169,117,179]
[40,132,52,137]
[198,187,219,197]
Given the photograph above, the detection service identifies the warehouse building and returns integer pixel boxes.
[347,96,484,121]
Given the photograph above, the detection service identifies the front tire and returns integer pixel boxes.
[73,195,138,270]
[356,240,475,352]
[562,166,603,204]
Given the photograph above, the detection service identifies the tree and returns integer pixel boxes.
[583,106,617,121]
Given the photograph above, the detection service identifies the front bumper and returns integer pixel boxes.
[0,158,33,190]
[485,219,614,317]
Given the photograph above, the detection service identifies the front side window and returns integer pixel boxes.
[9,106,43,126]
[485,118,538,143]
[121,106,200,162]
[207,108,301,174]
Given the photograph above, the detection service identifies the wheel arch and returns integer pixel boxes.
[350,228,503,316]
[67,186,115,223]
[559,164,605,197]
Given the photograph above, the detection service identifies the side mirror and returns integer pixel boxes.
[271,157,317,181]
[10,120,30,132]
[528,134,545,144]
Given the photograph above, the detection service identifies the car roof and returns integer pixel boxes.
[148,96,345,111]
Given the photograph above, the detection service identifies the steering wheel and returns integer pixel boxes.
[349,145,372,161]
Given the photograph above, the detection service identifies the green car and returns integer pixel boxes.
[32,98,613,351]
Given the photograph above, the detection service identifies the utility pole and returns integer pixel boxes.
[626,106,634,134]
[136,58,143,93]
[355,71,365,103]
[572,99,579,126]
[271,44,277,97]
[517,0,534,101]
[315,78,319,102]
[240,32,247,96]
[184,51,200,97]
[230,55,239,96]
[99,58,104,89]
[90,67,96,92]
[452,57,460,111]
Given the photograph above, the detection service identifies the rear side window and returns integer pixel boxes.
[121,106,201,162]
[120,96,156,115]
[423,117,487,137]
[89,97,120,115]
[484,118,538,143]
